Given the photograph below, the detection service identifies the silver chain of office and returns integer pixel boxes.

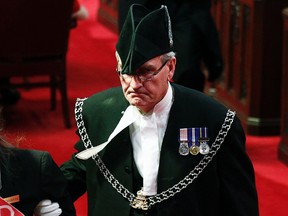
[75,98,236,208]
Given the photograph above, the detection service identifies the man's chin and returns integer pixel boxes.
[127,97,144,106]
[130,100,144,107]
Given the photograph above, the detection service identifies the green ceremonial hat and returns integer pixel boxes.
[116,4,174,75]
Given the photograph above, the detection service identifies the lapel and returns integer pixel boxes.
[99,124,134,193]
[157,85,204,193]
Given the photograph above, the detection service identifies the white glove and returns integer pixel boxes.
[34,199,62,216]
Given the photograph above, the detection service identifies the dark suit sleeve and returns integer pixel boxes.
[39,151,76,216]
[60,88,127,202]
[60,140,87,202]
[217,117,259,215]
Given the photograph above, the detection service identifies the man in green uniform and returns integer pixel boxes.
[60,4,259,216]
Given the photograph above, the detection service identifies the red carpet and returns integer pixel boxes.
[2,1,288,215]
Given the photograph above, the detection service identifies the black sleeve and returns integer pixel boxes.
[217,116,259,216]
[40,151,76,216]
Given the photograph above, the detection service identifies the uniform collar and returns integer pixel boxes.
[153,82,173,115]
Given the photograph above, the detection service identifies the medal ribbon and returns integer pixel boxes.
[179,128,188,143]
[199,127,209,142]
[195,128,200,146]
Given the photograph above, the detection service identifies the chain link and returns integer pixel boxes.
[93,155,136,203]
[75,98,92,149]
[75,98,235,208]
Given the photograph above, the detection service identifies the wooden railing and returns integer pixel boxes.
[97,0,119,34]
[278,7,288,165]
[211,0,288,135]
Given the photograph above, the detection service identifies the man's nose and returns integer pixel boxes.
[129,76,143,88]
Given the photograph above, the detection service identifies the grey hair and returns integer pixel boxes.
[161,51,176,62]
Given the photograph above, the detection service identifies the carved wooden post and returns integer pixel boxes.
[211,0,288,135]
[278,8,288,165]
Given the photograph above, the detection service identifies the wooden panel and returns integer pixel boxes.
[278,7,288,165]
[211,0,288,135]
[97,0,119,34]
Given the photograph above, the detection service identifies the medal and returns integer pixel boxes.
[199,142,210,154]
[179,127,210,156]
[179,142,189,155]
[190,144,200,155]
[189,128,199,155]
[198,127,210,155]
[179,128,190,156]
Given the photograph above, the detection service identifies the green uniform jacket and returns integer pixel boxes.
[61,83,259,216]
[0,148,76,216]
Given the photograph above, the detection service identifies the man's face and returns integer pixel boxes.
[119,55,175,113]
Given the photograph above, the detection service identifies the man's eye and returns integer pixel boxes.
[137,68,152,75]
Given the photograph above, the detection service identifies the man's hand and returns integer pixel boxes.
[34,200,62,216]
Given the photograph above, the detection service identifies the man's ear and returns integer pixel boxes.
[167,57,176,81]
